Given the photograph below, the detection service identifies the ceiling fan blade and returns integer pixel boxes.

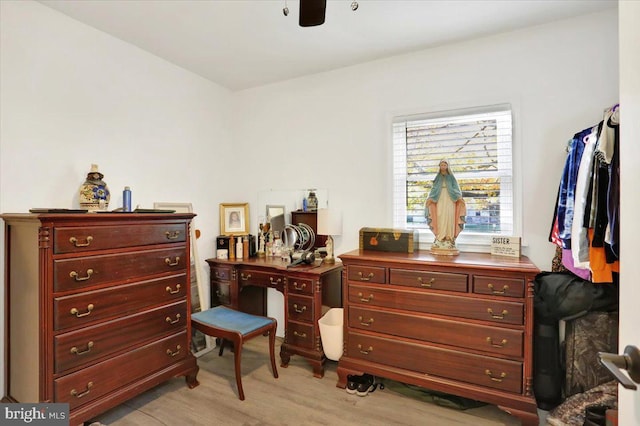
[299,0,326,27]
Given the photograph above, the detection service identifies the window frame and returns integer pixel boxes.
[391,103,523,252]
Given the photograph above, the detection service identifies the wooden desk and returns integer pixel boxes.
[205,257,342,378]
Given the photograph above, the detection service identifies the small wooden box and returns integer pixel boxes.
[359,228,419,253]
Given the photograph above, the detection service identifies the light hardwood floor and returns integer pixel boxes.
[91,337,523,425]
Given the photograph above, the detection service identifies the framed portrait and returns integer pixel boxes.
[220,203,250,235]
[154,202,213,357]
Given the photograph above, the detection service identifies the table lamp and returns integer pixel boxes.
[317,208,342,264]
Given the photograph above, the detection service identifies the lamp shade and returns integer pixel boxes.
[317,209,342,236]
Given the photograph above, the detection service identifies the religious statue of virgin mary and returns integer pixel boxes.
[425,159,466,255]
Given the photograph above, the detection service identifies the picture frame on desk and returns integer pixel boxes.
[154,201,213,357]
[220,202,249,236]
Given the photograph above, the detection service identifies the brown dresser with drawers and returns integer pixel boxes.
[1,213,199,425]
[337,249,539,426]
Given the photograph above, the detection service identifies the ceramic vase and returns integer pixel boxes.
[79,164,110,211]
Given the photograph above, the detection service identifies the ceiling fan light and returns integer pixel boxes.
[299,0,327,27]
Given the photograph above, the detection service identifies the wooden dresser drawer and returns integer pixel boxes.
[211,265,232,281]
[347,331,523,394]
[390,268,468,292]
[54,332,187,410]
[347,265,386,284]
[54,274,186,331]
[54,302,187,374]
[286,321,315,349]
[287,294,314,323]
[348,284,524,325]
[54,223,188,254]
[473,276,525,298]
[349,306,523,357]
[238,269,285,289]
[287,277,314,295]
[53,247,187,293]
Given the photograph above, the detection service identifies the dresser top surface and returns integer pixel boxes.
[338,249,539,273]
[1,212,195,224]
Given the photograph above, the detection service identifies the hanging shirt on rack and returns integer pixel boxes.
[556,126,593,249]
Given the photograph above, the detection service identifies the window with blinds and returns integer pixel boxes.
[393,104,515,243]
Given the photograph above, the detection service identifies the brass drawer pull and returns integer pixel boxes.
[69,269,94,282]
[357,292,374,303]
[293,331,307,338]
[165,284,181,295]
[418,277,435,288]
[214,271,226,279]
[70,341,94,355]
[358,344,373,355]
[166,314,181,324]
[293,304,307,314]
[485,369,507,382]
[165,256,180,267]
[486,337,508,348]
[165,230,181,240]
[69,236,93,247]
[358,272,374,281]
[358,316,374,326]
[240,273,252,281]
[487,308,508,319]
[70,304,94,318]
[166,345,181,357]
[292,282,306,290]
[488,283,509,295]
[270,277,282,285]
[70,381,93,398]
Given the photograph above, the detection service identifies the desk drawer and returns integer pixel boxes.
[286,321,315,349]
[347,331,522,393]
[54,247,187,293]
[347,265,386,284]
[54,332,187,410]
[348,306,523,357]
[473,276,525,298]
[211,265,232,281]
[287,277,314,295]
[54,274,186,331]
[54,302,187,374]
[54,223,187,254]
[348,285,524,325]
[288,294,314,323]
[390,269,468,292]
[238,269,285,289]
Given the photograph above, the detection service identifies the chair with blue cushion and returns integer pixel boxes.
[191,306,278,400]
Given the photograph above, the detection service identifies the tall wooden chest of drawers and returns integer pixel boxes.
[1,213,199,425]
[337,250,539,425]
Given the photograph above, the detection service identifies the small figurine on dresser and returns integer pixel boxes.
[425,159,466,255]
[79,164,110,211]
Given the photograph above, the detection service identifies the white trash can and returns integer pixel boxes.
[318,308,344,361]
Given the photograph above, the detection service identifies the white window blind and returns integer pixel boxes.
[393,104,515,245]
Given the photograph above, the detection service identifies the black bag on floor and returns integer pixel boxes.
[532,272,618,410]
[564,311,619,398]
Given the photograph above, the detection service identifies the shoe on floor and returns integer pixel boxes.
[355,374,375,396]
[346,374,370,394]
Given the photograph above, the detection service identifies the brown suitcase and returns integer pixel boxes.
[563,311,618,397]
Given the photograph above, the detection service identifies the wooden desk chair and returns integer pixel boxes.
[191,306,279,400]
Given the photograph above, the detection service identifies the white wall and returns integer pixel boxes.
[0,1,234,395]
[233,9,619,273]
[618,1,640,423]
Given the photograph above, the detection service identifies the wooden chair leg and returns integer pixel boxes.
[268,324,279,379]
[232,335,245,401]
[218,338,225,356]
